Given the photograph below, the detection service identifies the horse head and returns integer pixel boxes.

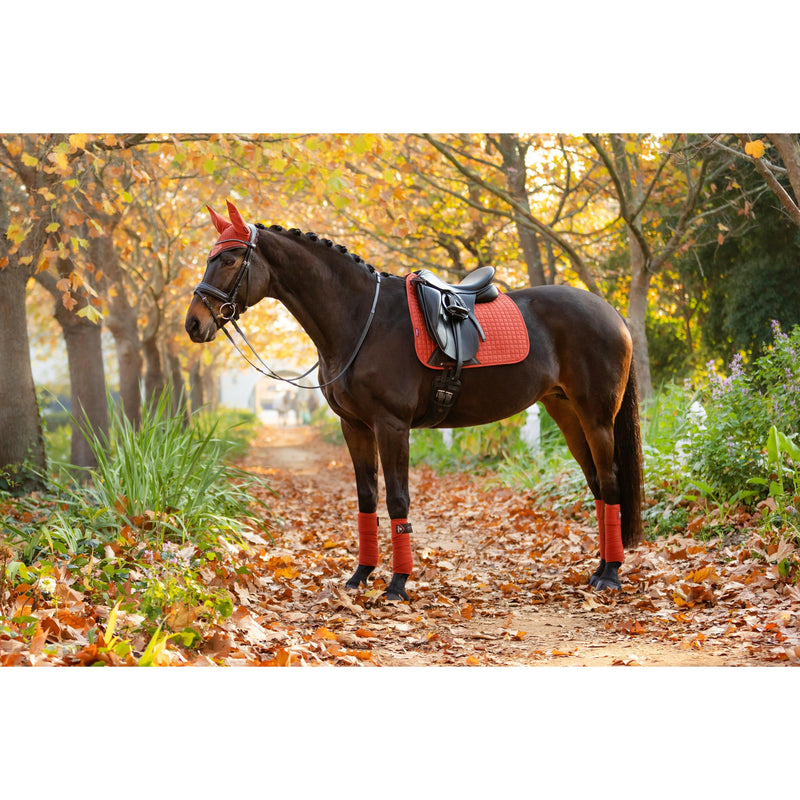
[185,200,261,342]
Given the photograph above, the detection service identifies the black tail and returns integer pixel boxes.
[615,360,644,547]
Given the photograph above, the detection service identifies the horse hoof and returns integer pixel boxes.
[384,573,410,602]
[345,564,374,591]
[590,561,621,591]
[588,559,606,588]
[592,577,621,591]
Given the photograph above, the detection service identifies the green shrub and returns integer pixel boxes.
[312,406,345,445]
[689,322,800,502]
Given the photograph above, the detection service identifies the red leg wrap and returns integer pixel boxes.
[603,503,624,563]
[357,512,379,567]
[391,519,414,575]
[595,499,606,560]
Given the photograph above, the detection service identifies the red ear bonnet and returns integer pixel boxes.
[207,201,252,258]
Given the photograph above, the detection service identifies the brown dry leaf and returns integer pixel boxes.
[165,601,197,631]
[612,656,641,666]
[687,566,716,583]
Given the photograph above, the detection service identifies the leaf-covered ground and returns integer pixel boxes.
[4,423,799,667]
[220,424,800,667]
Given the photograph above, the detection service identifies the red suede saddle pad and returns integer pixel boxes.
[405,273,530,369]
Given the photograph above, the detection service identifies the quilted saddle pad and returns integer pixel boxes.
[405,274,530,369]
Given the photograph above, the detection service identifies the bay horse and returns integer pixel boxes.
[185,201,643,601]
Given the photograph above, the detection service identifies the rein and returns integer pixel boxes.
[193,225,383,390]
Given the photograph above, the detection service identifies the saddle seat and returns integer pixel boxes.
[413,266,498,302]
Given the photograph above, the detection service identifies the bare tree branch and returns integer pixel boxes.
[421,134,601,294]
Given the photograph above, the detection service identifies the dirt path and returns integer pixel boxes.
[234,424,800,667]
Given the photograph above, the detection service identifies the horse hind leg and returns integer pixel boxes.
[541,397,621,590]
[578,415,626,591]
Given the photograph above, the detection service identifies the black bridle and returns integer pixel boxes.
[194,223,259,324]
[193,224,382,390]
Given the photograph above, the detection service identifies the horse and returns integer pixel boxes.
[185,201,643,601]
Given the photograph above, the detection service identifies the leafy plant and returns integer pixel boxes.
[748,427,800,538]
[191,407,260,460]
[63,388,273,551]
[0,390,272,663]
[689,323,800,503]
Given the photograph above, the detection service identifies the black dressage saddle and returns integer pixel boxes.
[411,267,500,428]
[413,266,499,370]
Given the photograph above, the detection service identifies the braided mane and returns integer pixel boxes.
[256,222,381,275]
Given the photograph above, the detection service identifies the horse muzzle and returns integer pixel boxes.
[185,298,219,343]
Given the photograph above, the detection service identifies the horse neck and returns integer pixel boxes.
[258,231,376,363]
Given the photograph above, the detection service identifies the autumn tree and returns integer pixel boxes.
[0,174,48,490]
[415,134,609,293]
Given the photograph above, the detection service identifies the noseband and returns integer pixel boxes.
[194,223,259,324]
[192,223,382,390]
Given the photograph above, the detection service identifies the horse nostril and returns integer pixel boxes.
[186,316,200,337]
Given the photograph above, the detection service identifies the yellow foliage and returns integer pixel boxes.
[744,139,766,159]
[68,133,88,151]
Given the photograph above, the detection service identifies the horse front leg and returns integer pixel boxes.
[340,418,380,591]
[376,418,413,601]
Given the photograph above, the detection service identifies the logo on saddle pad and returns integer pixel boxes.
[406,272,529,370]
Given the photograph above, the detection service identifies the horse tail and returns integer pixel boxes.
[615,359,644,548]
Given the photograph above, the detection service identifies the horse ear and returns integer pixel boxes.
[226,200,249,236]
[207,205,229,234]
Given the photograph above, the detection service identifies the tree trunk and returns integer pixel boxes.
[189,359,204,415]
[52,296,109,468]
[162,341,188,424]
[766,134,800,226]
[0,265,47,491]
[91,235,143,428]
[203,365,219,412]
[142,334,167,407]
[495,134,548,287]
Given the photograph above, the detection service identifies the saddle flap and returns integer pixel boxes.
[415,280,482,366]
[417,282,455,357]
